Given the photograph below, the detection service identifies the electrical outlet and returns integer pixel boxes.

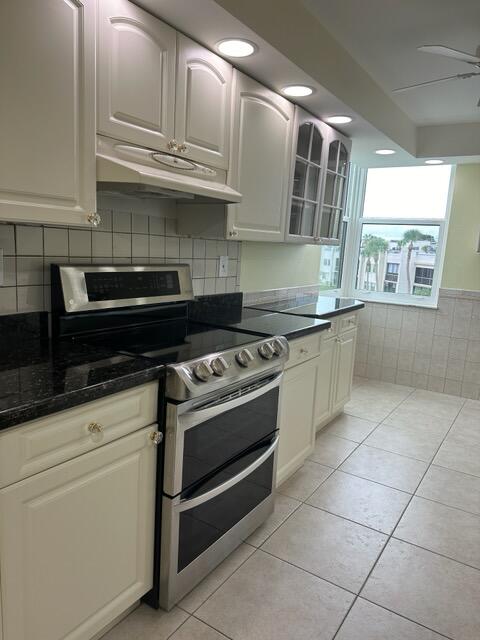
[218,255,229,278]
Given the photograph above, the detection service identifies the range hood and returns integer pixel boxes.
[96,135,242,204]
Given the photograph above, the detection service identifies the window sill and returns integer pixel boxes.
[351,293,439,310]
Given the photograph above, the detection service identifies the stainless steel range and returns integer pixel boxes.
[50,263,289,611]
[160,334,288,610]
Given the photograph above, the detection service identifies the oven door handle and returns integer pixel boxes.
[177,371,282,428]
[176,436,279,512]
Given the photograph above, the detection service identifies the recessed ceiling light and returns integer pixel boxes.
[425,159,444,165]
[281,85,314,97]
[375,149,396,155]
[216,39,256,58]
[325,115,353,124]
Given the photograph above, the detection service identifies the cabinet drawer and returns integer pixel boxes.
[339,314,357,333]
[0,382,158,488]
[286,334,321,369]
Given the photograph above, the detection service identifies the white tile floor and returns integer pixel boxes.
[103,378,480,640]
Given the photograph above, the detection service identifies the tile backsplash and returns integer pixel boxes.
[0,198,241,315]
[354,289,480,400]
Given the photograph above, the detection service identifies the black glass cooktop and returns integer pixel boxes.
[247,296,364,319]
[77,319,261,365]
[191,306,330,340]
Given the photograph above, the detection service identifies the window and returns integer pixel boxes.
[318,244,342,291]
[346,165,453,306]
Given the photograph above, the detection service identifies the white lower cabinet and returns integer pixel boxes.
[277,357,317,485]
[0,385,158,640]
[277,316,358,485]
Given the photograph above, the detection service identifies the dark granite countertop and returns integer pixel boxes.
[0,319,163,430]
[189,296,331,340]
[247,296,365,319]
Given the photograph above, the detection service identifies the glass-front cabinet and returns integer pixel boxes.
[318,130,351,244]
[286,109,329,243]
[285,107,351,245]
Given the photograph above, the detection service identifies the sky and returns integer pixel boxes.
[363,165,452,219]
[361,223,440,242]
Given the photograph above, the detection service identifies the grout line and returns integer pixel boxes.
[331,385,463,638]
[391,533,480,574]
[191,616,234,640]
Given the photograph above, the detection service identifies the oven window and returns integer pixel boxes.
[181,388,278,493]
[178,451,274,572]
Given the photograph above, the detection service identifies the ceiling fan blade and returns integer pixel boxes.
[418,45,480,65]
[393,74,468,92]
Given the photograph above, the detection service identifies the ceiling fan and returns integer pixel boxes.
[393,45,480,101]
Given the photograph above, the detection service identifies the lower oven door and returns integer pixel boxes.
[159,434,278,610]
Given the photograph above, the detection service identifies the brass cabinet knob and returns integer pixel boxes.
[150,431,163,445]
[167,139,178,152]
[87,213,101,227]
[88,422,103,434]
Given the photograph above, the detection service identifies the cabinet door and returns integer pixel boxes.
[286,108,329,244]
[0,0,95,226]
[0,427,156,640]
[314,337,336,429]
[277,360,317,485]
[318,129,352,244]
[332,329,357,414]
[98,0,176,152]
[175,35,232,170]
[227,71,294,242]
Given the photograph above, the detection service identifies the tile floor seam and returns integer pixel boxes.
[176,543,258,616]
[355,440,439,464]
[304,502,401,537]
[330,467,415,495]
[332,387,466,639]
[256,546,358,597]
[164,615,192,640]
[414,491,480,517]
[356,596,456,640]
[430,461,480,480]
[191,615,234,640]
[390,533,480,573]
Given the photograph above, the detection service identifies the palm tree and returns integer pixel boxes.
[360,234,389,291]
[398,229,435,293]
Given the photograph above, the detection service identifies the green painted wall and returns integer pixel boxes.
[441,164,480,291]
[240,242,322,291]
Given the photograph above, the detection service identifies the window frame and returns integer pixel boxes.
[341,165,455,308]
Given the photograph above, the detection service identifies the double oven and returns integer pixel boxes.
[159,362,284,610]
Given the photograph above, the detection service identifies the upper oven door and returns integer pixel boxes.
[164,372,281,497]
[56,264,194,313]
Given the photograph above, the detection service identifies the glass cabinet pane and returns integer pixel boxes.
[310,127,323,164]
[293,160,307,197]
[319,207,332,238]
[301,202,316,236]
[296,123,311,159]
[328,140,339,171]
[334,175,346,208]
[324,172,335,205]
[339,143,348,175]
[306,166,320,201]
[289,200,302,235]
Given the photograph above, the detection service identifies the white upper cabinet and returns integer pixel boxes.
[227,71,294,242]
[98,0,176,152]
[0,0,96,226]
[285,108,329,244]
[175,35,232,169]
[318,128,352,243]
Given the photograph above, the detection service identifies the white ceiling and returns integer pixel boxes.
[303,0,480,125]
[134,0,480,166]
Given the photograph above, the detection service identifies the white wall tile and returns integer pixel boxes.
[2,257,16,287]
[92,232,113,258]
[0,287,17,313]
[132,234,149,258]
[44,228,68,256]
[180,238,193,258]
[113,211,131,233]
[16,226,43,255]
[69,229,92,257]
[17,286,44,312]
[16,257,44,286]
[132,213,149,234]
[112,233,131,258]
[149,235,165,258]
[193,239,206,258]
[165,237,180,259]
[0,225,16,255]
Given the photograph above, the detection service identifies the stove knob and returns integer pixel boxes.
[192,361,214,382]
[271,339,285,356]
[235,348,254,367]
[258,342,275,360]
[211,356,229,376]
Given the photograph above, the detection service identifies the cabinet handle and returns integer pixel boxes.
[150,431,163,445]
[87,213,101,227]
[178,143,188,154]
[167,139,178,152]
[88,422,103,434]
[229,230,238,237]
